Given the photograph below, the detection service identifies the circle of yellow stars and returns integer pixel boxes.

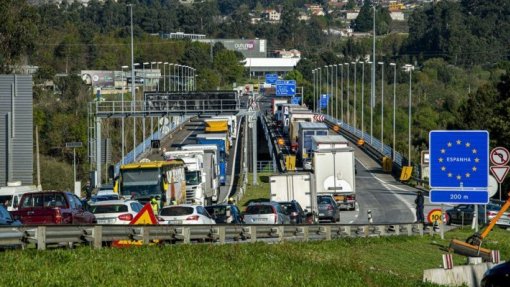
[437,139,480,181]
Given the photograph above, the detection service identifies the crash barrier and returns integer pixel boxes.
[0,223,423,250]
[261,115,286,172]
[423,261,502,287]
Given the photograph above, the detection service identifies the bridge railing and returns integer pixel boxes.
[0,223,424,250]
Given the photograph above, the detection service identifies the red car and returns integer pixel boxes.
[12,191,96,224]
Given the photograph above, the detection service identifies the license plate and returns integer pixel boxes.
[319,213,325,216]
[168,220,182,224]
[253,218,267,222]
[334,195,345,201]
[98,219,114,224]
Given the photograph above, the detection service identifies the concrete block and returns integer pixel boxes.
[423,262,497,287]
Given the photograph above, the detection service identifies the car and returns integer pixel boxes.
[159,204,216,225]
[481,260,510,287]
[446,203,501,225]
[278,200,306,224]
[242,202,290,224]
[205,204,243,224]
[89,200,143,225]
[317,195,340,223]
[90,193,120,203]
[12,191,96,224]
[0,205,21,226]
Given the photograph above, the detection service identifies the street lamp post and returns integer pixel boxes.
[340,64,344,122]
[335,64,338,119]
[352,61,357,129]
[345,63,350,126]
[319,67,322,113]
[367,61,373,144]
[404,64,414,166]
[390,62,397,159]
[121,65,128,164]
[312,69,316,112]
[157,61,162,91]
[325,65,329,115]
[378,61,384,152]
[361,61,365,139]
[163,62,168,91]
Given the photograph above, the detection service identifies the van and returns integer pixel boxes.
[0,183,39,212]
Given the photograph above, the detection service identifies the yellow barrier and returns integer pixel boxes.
[285,155,296,171]
[400,166,413,181]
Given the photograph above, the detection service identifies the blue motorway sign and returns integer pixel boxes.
[265,74,278,85]
[319,94,329,109]
[429,130,489,189]
[275,80,296,96]
[291,97,301,105]
[430,189,489,204]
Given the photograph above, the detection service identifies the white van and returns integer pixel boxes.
[0,182,40,211]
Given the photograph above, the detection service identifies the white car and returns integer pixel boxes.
[89,200,143,224]
[159,204,216,225]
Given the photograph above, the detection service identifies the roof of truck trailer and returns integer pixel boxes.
[120,160,184,170]
[298,122,328,129]
[311,135,349,143]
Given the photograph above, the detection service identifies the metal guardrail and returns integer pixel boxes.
[261,115,286,172]
[0,223,424,250]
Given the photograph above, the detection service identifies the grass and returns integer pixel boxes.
[2,172,508,286]
[236,173,272,211]
[1,229,508,287]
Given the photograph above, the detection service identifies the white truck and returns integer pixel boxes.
[180,144,220,204]
[0,181,40,211]
[163,150,214,205]
[311,135,356,210]
[269,173,318,219]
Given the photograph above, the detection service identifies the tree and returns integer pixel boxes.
[0,0,39,73]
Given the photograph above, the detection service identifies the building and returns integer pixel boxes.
[263,9,281,22]
[160,32,206,40]
[244,58,301,78]
[273,49,301,58]
[0,75,33,187]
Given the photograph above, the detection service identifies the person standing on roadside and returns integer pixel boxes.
[415,191,425,224]
[151,197,159,215]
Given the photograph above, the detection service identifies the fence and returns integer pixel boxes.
[0,223,424,250]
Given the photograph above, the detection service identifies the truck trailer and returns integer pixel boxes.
[312,135,356,210]
[196,133,229,185]
[269,173,318,220]
[181,144,220,203]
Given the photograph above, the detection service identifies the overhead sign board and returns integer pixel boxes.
[265,74,278,85]
[275,80,296,96]
[430,189,489,204]
[429,130,489,189]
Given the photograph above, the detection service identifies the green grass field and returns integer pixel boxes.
[1,173,508,286]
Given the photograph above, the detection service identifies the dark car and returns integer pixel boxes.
[481,261,510,287]
[446,203,501,225]
[205,204,243,224]
[278,200,306,224]
[12,191,96,224]
[317,195,340,223]
[0,205,21,226]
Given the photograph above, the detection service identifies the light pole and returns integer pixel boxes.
[378,61,384,152]
[324,65,329,115]
[121,65,128,164]
[156,61,162,91]
[367,61,373,144]
[128,3,136,160]
[163,62,168,91]
[334,64,338,119]
[404,64,414,166]
[142,62,149,151]
[345,63,350,126]
[312,69,316,112]
[340,64,344,122]
[319,67,322,112]
[352,61,357,129]
[361,61,365,139]
[132,62,139,154]
[390,62,397,159]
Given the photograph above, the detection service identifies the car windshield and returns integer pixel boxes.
[90,204,128,214]
[279,203,296,214]
[160,206,194,216]
[93,194,120,202]
[318,197,333,205]
[245,205,274,215]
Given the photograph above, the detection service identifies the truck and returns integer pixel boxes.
[312,135,356,210]
[288,111,315,151]
[181,144,220,203]
[196,133,229,185]
[164,149,218,205]
[271,98,289,115]
[269,173,318,220]
[297,122,329,161]
[212,115,238,139]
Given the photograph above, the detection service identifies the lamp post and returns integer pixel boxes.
[404,64,414,166]
[121,65,128,164]
[352,61,357,129]
[367,61,373,144]
[156,61,162,91]
[378,61,384,152]
[163,62,168,91]
[312,69,316,112]
[361,61,365,139]
[390,62,397,159]
[324,65,329,115]
[345,63,350,126]
[319,67,322,112]
[335,64,338,119]
[340,64,344,122]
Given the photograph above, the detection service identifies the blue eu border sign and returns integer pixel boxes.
[429,130,489,204]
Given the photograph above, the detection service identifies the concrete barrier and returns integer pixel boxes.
[423,262,500,287]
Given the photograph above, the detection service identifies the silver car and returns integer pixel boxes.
[243,202,290,224]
